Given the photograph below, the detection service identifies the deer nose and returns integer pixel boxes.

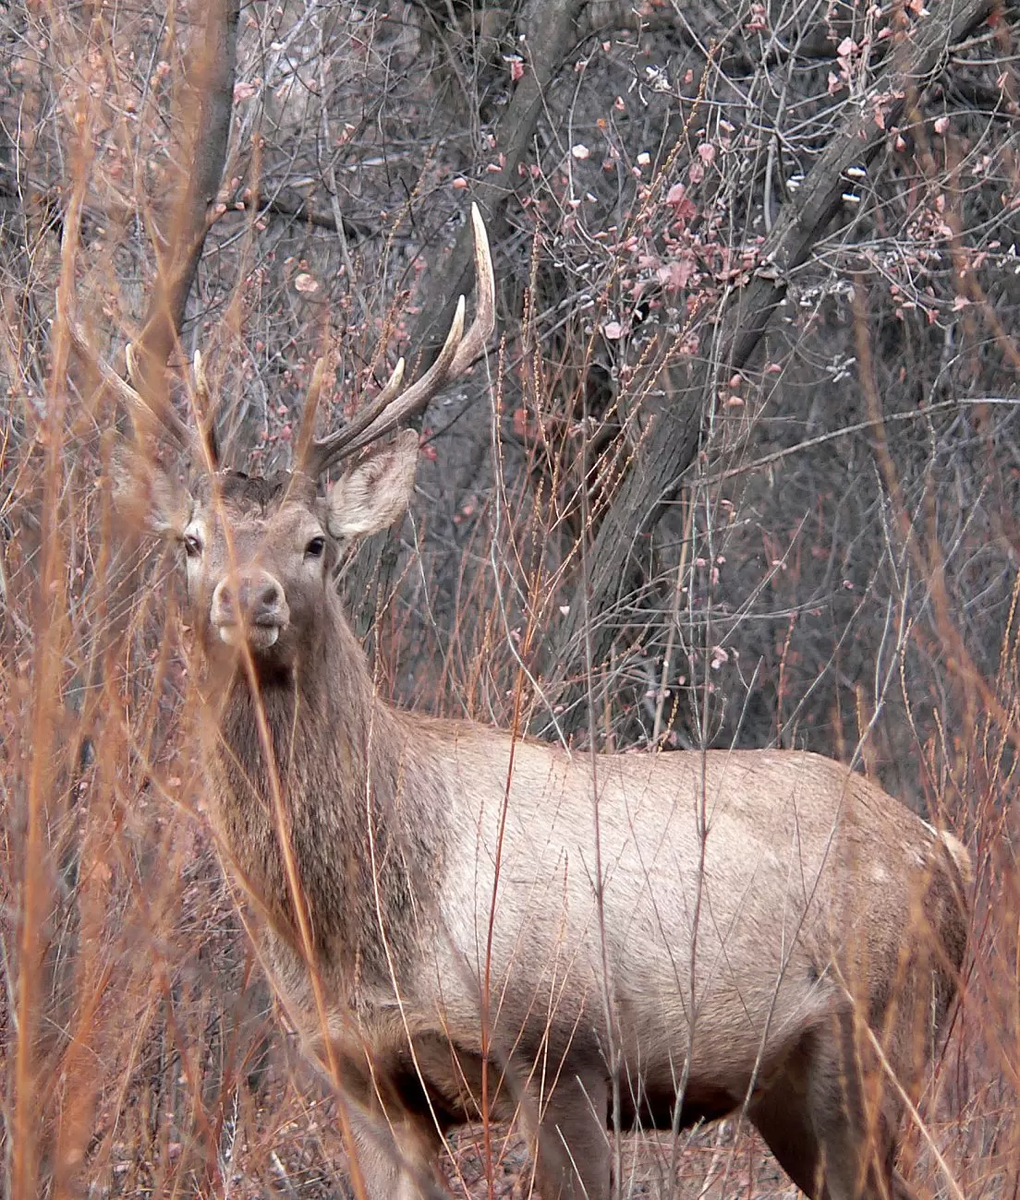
[211,569,288,639]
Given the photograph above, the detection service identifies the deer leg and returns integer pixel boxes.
[528,1068,611,1200]
[749,1013,921,1200]
[767,1014,910,1200]
[807,1107,908,1200]
[343,1097,446,1200]
[747,1080,825,1199]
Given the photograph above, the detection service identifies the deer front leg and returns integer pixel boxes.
[529,1068,611,1200]
[343,1096,446,1200]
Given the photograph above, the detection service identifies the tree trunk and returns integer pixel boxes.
[130,0,241,427]
[349,0,592,638]
[540,0,996,740]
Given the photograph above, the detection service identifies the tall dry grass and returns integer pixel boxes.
[1,302,1018,1196]
[1,0,1018,1195]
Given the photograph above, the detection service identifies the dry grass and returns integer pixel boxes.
[1,0,1018,1194]
[1,335,1018,1197]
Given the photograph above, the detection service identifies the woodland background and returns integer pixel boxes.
[0,0,1018,1194]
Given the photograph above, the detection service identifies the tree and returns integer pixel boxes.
[0,0,1017,1192]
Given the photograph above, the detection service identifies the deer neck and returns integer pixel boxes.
[199,596,444,990]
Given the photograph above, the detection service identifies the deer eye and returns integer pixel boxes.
[183,533,203,559]
[304,536,326,559]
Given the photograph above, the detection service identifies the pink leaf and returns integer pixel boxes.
[657,255,696,291]
[665,183,697,220]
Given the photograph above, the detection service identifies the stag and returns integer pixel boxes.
[105,206,969,1200]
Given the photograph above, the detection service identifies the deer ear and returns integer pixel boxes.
[326,430,419,540]
[110,444,188,536]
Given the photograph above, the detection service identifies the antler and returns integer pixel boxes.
[123,344,218,468]
[300,203,495,479]
[68,321,218,466]
[68,321,195,452]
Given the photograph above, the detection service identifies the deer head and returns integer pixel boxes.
[108,206,494,672]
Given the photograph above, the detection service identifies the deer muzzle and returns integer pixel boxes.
[211,569,290,651]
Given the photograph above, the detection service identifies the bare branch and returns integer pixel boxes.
[127,0,240,449]
[543,0,998,737]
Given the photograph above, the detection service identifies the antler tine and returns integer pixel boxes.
[299,355,406,478]
[448,204,496,376]
[190,349,221,469]
[68,320,199,454]
[305,203,495,476]
[325,297,465,463]
[293,355,331,469]
[124,344,203,457]
[301,297,465,476]
[193,348,210,411]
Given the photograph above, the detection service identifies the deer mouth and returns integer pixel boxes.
[217,620,283,651]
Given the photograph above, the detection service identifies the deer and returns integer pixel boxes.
[102,205,970,1200]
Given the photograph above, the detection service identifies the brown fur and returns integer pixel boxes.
[122,447,971,1200]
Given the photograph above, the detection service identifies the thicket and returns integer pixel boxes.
[0,0,1017,1194]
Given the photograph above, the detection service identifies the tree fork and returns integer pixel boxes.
[542,0,997,739]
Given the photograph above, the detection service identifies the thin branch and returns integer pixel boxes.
[542,0,997,738]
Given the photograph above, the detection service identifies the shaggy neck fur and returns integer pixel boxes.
[199,589,445,996]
